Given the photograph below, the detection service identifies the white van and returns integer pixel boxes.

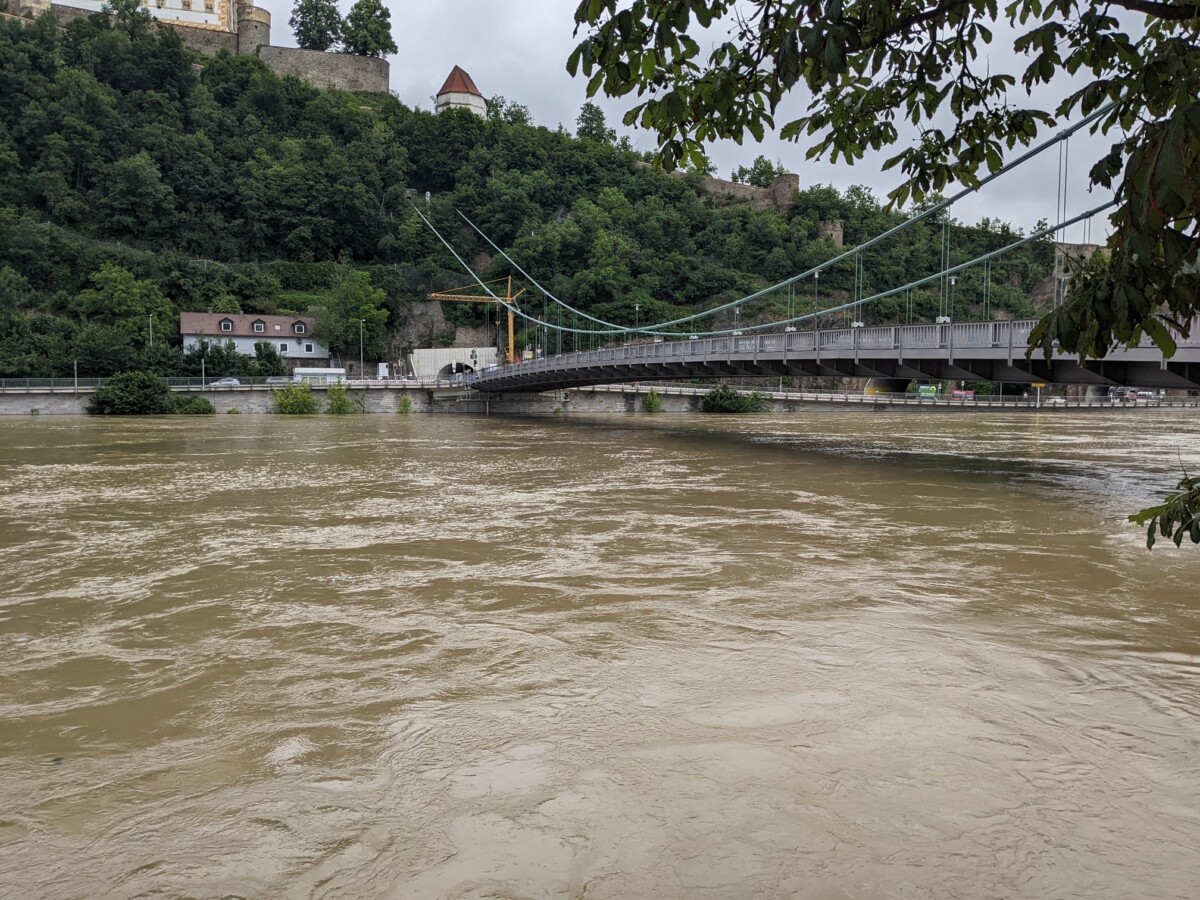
[292,367,347,385]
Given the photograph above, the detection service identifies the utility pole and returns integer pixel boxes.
[359,318,365,379]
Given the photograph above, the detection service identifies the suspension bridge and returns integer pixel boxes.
[415,100,1197,398]
[467,319,1200,393]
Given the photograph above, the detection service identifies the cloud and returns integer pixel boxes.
[255,0,1114,239]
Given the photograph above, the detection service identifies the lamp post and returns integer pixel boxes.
[949,275,957,322]
[814,269,820,328]
[634,302,640,338]
[359,318,364,379]
[734,304,741,334]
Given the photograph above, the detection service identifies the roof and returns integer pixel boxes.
[437,65,482,98]
[179,312,316,337]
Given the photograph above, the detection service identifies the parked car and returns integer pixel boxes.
[264,376,290,385]
[210,377,241,387]
[1044,396,1068,407]
[951,389,975,400]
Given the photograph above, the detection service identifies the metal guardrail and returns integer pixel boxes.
[0,377,449,393]
[582,383,1199,407]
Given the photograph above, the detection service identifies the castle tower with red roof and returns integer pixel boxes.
[436,66,488,118]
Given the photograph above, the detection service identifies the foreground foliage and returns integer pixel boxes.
[1130,474,1200,549]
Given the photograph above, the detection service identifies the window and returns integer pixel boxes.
[205,0,214,9]
[279,343,288,354]
[253,322,264,333]
[181,0,191,9]
[304,343,314,353]
[274,324,281,331]
[219,320,232,332]
[294,323,306,334]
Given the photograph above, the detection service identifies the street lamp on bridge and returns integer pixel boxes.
[359,318,365,378]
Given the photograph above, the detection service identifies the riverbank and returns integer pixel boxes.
[1,382,1195,416]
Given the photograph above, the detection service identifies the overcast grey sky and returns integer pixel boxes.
[257,0,1116,240]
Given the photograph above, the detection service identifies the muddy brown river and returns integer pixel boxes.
[1,410,1198,898]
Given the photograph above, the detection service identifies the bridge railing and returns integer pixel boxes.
[474,315,1200,385]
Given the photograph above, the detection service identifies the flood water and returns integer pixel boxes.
[1,410,1198,899]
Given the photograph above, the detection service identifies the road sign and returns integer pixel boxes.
[1030,382,1046,388]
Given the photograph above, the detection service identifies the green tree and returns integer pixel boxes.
[487,96,533,126]
[171,395,215,414]
[88,370,173,414]
[731,155,785,188]
[576,101,616,144]
[289,0,343,51]
[101,0,153,41]
[71,264,174,346]
[272,382,317,414]
[100,152,176,242]
[309,269,388,361]
[325,381,358,414]
[341,0,397,58]
[253,340,286,375]
[700,383,769,413]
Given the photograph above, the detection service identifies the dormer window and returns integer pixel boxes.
[252,320,265,333]
[219,319,233,332]
[293,322,306,334]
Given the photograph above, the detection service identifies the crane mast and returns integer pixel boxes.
[429,275,523,365]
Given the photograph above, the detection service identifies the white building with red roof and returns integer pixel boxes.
[435,66,487,118]
[179,313,329,364]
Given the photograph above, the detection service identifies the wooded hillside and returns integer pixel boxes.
[0,8,1055,376]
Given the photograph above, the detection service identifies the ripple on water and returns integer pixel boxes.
[1,413,1198,898]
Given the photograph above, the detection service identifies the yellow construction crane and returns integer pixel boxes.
[429,276,523,364]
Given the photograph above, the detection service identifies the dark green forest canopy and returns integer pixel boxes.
[1,8,1054,380]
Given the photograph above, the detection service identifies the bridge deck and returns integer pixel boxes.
[473,319,1200,392]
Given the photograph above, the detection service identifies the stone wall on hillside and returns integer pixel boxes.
[698,173,800,211]
[256,45,389,93]
[29,2,389,94]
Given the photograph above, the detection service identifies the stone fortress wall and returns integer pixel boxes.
[697,172,800,211]
[13,0,389,93]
